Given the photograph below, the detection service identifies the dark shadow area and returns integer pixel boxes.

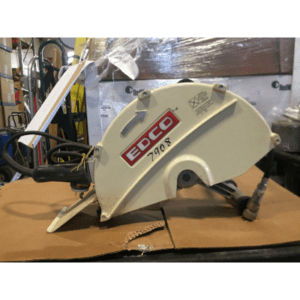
[162,198,239,220]
[52,207,165,233]
[103,210,164,229]
[22,241,300,262]
[3,200,62,220]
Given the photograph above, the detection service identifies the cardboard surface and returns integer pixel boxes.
[0,166,300,261]
[0,77,15,106]
[0,179,173,262]
[3,105,23,127]
[0,48,12,79]
[0,38,12,52]
[89,76,292,146]
[162,166,300,249]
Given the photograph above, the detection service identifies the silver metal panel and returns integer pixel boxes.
[86,75,292,146]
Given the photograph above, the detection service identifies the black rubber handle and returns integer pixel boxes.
[32,164,90,184]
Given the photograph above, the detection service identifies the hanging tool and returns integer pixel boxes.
[38,39,77,143]
[27,55,54,167]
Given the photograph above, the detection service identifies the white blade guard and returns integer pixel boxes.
[94,83,281,221]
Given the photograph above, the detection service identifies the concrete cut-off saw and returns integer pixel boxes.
[2,82,281,232]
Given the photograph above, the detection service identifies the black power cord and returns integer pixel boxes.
[45,143,87,165]
[1,130,92,178]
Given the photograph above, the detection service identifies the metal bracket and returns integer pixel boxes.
[138,89,151,101]
[212,83,227,94]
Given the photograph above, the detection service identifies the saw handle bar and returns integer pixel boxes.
[1,130,93,184]
[32,163,90,184]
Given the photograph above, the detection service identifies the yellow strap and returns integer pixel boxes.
[71,146,94,173]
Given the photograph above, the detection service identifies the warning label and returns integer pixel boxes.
[195,99,214,115]
[188,91,214,116]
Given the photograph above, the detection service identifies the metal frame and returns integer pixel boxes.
[27,55,52,167]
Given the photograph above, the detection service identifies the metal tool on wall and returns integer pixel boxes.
[38,39,77,144]
[17,38,35,90]
[17,38,82,166]
[27,55,54,167]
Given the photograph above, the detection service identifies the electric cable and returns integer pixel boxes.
[1,130,92,177]
[46,144,86,164]
[0,127,28,168]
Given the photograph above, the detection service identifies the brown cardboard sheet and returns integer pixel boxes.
[0,38,12,52]
[0,48,12,79]
[3,105,23,127]
[1,165,300,261]
[162,166,300,249]
[0,179,173,262]
[0,77,15,106]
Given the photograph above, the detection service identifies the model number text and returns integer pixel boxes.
[147,138,171,162]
